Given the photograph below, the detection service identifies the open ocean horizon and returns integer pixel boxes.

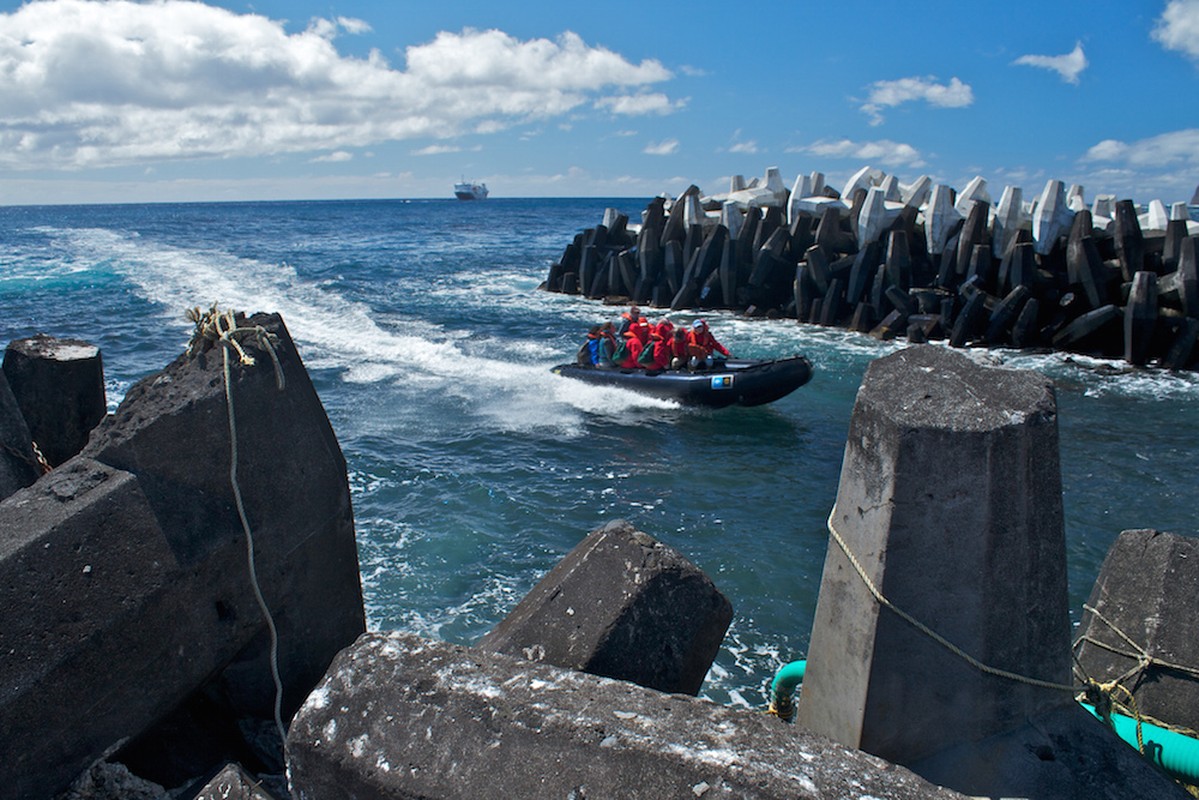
[2,196,1196,707]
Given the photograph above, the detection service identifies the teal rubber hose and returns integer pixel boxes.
[1080,703,1199,786]
[767,660,806,723]
[768,661,1199,787]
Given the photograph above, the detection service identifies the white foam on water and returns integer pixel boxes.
[40,226,682,433]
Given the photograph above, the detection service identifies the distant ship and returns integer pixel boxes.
[454,179,489,201]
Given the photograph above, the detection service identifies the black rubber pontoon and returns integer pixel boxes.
[551,355,813,408]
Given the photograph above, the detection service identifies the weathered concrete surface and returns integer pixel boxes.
[80,312,364,719]
[0,460,190,800]
[799,346,1072,771]
[478,519,732,696]
[0,313,364,800]
[909,703,1191,799]
[2,334,107,467]
[286,632,966,800]
[0,369,39,501]
[1075,529,1199,733]
[194,762,280,800]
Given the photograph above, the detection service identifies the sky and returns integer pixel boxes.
[1,0,1198,206]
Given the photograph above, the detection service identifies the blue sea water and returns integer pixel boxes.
[1,197,1196,708]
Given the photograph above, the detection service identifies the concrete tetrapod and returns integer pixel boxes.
[796,345,1188,799]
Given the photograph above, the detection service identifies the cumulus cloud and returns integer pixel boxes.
[859,76,973,125]
[644,138,679,156]
[788,138,925,168]
[1154,0,1199,58]
[310,151,353,163]
[0,1,676,170]
[729,141,759,154]
[1012,42,1088,84]
[1082,129,1199,167]
[594,92,682,115]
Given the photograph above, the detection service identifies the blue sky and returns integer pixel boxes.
[1,0,1197,206]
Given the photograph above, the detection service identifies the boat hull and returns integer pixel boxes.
[551,355,813,408]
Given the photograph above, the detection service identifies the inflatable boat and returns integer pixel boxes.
[551,355,813,408]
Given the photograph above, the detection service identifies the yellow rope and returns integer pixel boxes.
[825,511,1078,693]
[188,304,288,754]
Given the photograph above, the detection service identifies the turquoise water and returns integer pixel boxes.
[1,198,1196,708]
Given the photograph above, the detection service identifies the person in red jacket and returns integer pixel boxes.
[616,330,645,369]
[641,319,675,370]
[685,319,731,369]
[669,328,689,370]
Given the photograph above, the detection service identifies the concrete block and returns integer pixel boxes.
[899,174,931,208]
[1075,529,1199,733]
[80,312,364,718]
[1113,200,1145,281]
[799,347,1071,771]
[991,185,1025,258]
[287,632,965,800]
[194,762,279,800]
[2,334,106,467]
[477,520,731,695]
[954,175,990,216]
[0,369,39,501]
[1124,271,1159,365]
[1032,179,1075,256]
[924,184,961,256]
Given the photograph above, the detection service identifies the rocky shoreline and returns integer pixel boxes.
[2,314,1198,798]
[540,167,1199,371]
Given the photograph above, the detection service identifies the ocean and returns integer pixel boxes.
[1,197,1196,708]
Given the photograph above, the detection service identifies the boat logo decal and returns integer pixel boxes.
[710,375,734,390]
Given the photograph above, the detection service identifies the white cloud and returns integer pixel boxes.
[1082,129,1199,167]
[729,141,759,154]
[0,1,676,170]
[859,76,973,125]
[1012,42,1088,84]
[594,92,682,115]
[310,150,353,162]
[411,144,461,156]
[789,138,926,168]
[644,138,679,156]
[1154,1,1199,58]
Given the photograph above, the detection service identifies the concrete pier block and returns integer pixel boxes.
[899,174,931,208]
[287,632,964,800]
[1113,200,1145,281]
[80,313,364,718]
[925,184,960,256]
[0,370,39,501]
[477,520,732,696]
[1124,271,1159,365]
[954,175,990,216]
[2,334,107,467]
[842,165,883,201]
[1032,179,1074,256]
[991,185,1025,258]
[799,346,1070,766]
[788,174,814,224]
[1076,529,1199,731]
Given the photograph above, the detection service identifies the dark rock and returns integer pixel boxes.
[948,290,986,347]
[477,519,732,695]
[287,632,966,800]
[985,285,1031,344]
[2,334,106,467]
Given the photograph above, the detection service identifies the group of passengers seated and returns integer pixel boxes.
[577,304,732,372]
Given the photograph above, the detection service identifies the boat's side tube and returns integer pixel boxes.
[767,660,806,723]
[1080,703,1199,786]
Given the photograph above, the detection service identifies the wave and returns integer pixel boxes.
[33,225,681,433]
